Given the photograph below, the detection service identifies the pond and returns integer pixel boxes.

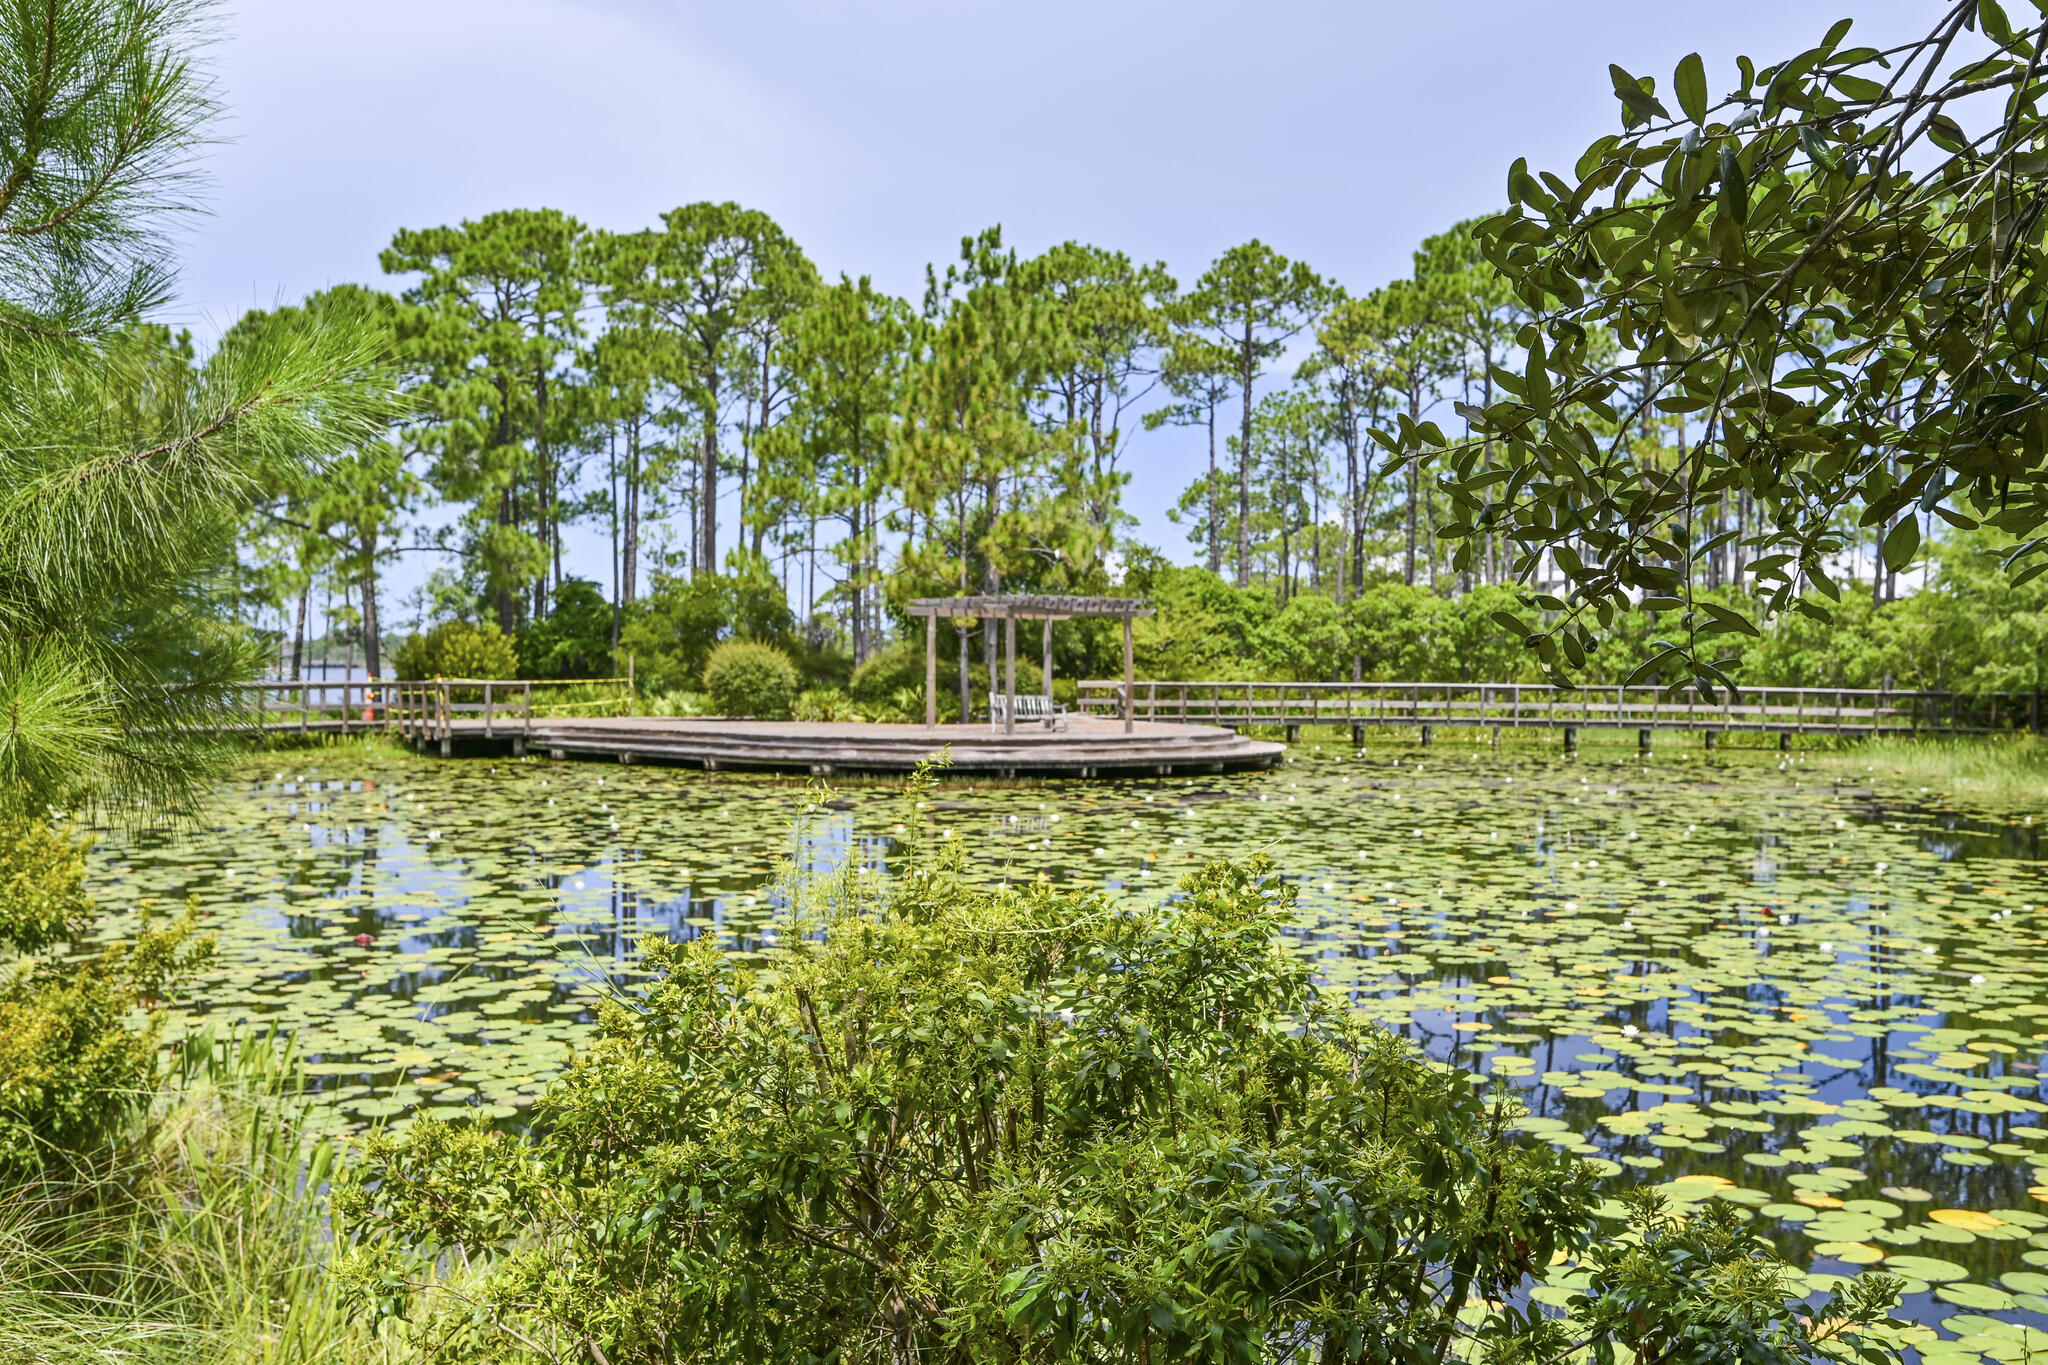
[86,736,2048,1358]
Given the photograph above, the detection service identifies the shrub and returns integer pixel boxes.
[516,578,615,680]
[702,640,798,719]
[0,817,214,1170]
[640,690,709,718]
[847,640,923,703]
[618,571,796,696]
[336,772,1900,1365]
[0,818,93,954]
[794,687,858,721]
[391,620,518,681]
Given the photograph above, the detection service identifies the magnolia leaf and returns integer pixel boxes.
[1697,602,1760,637]
[1674,53,1709,124]
[1881,516,1920,572]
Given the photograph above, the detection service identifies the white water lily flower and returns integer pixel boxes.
[1971,974,1987,985]
[1621,1024,1639,1037]
[1921,945,1936,954]
[1819,941,1832,952]
[1564,902,1579,911]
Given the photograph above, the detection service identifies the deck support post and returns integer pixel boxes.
[1351,723,1365,749]
[1122,614,1134,734]
[1704,730,1717,751]
[1285,723,1300,744]
[1004,611,1017,736]
[1420,724,1433,747]
[1779,732,1792,751]
[925,613,937,729]
[1492,725,1502,747]
[1563,726,1578,753]
[1042,617,1053,700]
[1638,728,1651,752]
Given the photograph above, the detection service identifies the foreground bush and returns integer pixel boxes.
[0,1030,388,1365]
[702,639,798,719]
[336,773,1900,1365]
[0,817,213,1171]
[392,620,519,681]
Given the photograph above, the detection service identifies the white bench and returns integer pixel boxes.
[989,692,1068,731]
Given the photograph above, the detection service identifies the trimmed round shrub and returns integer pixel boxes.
[392,620,519,681]
[703,640,798,720]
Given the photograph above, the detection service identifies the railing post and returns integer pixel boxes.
[438,682,452,757]
[484,681,494,739]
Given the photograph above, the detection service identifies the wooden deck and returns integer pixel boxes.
[433,716,1283,777]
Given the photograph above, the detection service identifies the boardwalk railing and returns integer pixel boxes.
[1075,680,2042,738]
[229,678,633,747]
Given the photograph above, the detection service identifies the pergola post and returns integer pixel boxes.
[924,611,937,729]
[1122,613,1135,734]
[1003,610,1018,736]
[1041,617,1053,699]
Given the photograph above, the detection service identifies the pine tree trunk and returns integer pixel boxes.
[1404,453,1419,587]
[1236,338,1254,588]
[360,562,381,681]
[701,373,720,575]
[291,578,309,681]
[1207,401,1222,576]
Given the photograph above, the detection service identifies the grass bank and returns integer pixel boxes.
[1,1031,388,1365]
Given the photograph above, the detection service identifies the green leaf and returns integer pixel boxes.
[1698,602,1761,637]
[1979,0,2014,45]
[1799,126,1840,172]
[1927,114,1971,155]
[1609,64,1671,123]
[1718,146,1749,225]
[1674,53,1708,124]
[1830,72,1885,102]
[1882,516,1920,572]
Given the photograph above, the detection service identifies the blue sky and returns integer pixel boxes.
[181,0,1936,610]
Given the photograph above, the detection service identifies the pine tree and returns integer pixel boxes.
[0,0,394,816]
[1179,244,1332,587]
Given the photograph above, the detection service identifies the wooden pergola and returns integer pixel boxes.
[907,595,1154,734]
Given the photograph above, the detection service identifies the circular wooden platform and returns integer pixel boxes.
[451,716,1284,778]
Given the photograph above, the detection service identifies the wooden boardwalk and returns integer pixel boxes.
[224,675,2039,768]
[497,717,1283,777]
[1077,680,2043,746]
[228,681,1281,776]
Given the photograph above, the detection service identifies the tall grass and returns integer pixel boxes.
[0,1030,384,1365]
[1821,732,2048,810]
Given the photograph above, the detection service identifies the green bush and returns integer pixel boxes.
[0,818,213,1171]
[794,687,858,721]
[516,578,615,680]
[847,640,923,703]
[391,620,518,681]
[336,773,1900,1365]
[618,571,796,696]
[702,640,798,719]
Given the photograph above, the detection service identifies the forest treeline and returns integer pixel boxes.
[231,201,2044,704]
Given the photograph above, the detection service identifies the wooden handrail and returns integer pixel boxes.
[1068,680,2039,736]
